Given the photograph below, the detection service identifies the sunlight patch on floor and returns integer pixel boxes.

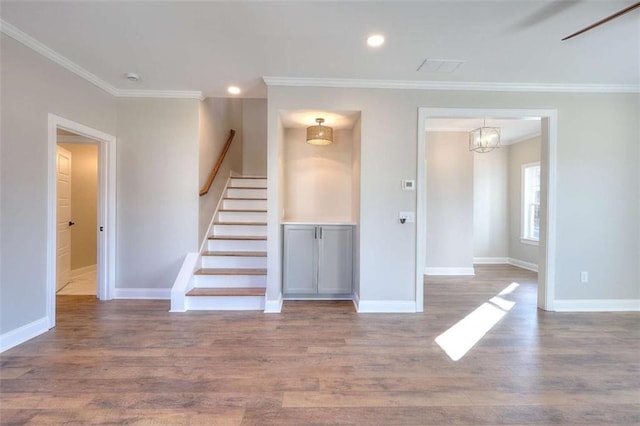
[435,282,519,361]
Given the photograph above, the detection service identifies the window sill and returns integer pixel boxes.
[520,238,539,246]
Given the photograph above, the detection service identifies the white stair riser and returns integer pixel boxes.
[201,255,267,269]
[194,274,267,288]
[230,178,267,188]
[222,199,267,210]
[226,188,267,199]
[207,239,267,252]
[186,295,265,311]
[217,211,266,223]
[213,224,267,236]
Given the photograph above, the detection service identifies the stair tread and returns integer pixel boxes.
[224,198,267,201]
[228,186,267,190]
[208,235,267,240]
[225,196,266,200]
[219,209,267,213]
[187,287,266,297]
[202,251,267,257]
[195,268,267,275]
[214,222,267,226]
[232,176,267,179]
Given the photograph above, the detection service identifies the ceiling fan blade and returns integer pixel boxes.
[562,1,640,40]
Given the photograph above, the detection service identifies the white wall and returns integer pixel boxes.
[198,97,243,244]
[473,146,509,261]
[242,99,267,176]
[508,136,541,265]
[0,34,116,335]
[425,132,474,271]
[59,142,98,270]
[266,86,639,307]
[116,98,199,290]
[283,128,354,223]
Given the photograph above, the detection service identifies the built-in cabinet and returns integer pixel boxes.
[283,224,353,298]
[280,113,361,303]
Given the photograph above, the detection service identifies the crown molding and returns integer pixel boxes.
[112,89,204,100]
[263,76,640,94]
[1,19,203,100]
[1,19,116,94]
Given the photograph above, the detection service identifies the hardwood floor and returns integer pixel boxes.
[1,265,639,425]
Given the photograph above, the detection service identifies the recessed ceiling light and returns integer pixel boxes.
[367,34,385,47]
[227,86,241,95]
[125,72,140,82]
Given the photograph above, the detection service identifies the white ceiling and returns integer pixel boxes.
[426,118,541,145]
[1,1,638,98]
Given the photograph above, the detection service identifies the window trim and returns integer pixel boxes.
[521,161,541,245]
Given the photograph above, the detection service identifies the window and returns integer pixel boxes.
[522,162,540,243]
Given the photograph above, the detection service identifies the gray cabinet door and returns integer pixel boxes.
[317,226,353,295]
[283,225,318,294]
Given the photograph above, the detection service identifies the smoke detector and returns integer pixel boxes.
[124,72,140,82]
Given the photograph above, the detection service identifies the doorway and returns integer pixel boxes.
[47,114,116,328]
[416,108,557,312]
[56,132,99,296]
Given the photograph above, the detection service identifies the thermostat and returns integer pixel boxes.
[401,179,415,191]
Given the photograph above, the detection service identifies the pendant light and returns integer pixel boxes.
[306,118,333,146]
[469,119,501,153]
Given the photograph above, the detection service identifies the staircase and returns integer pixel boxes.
[178,176,267,311]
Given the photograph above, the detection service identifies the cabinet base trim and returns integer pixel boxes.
[357,300,417,313]
[284,294,353,301]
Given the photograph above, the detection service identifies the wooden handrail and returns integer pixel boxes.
[200,129,236,196]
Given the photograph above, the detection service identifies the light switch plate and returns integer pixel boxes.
[402,179,415,191]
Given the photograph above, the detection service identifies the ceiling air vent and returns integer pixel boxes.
[417,59,465,73]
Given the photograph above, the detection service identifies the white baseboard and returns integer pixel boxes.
[424,267,475,276]
[357,300,416,313]
[508,258,538,272]
[71,264,97,278]
[554,299,640,312]
[264,294,283,313]
[352,292,361,311]
[0,317,49,353]
[113,288,171,300]
[473,257,509,264]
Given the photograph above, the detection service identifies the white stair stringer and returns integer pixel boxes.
[171,176,268,312]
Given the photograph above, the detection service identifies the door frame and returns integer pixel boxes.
[47,114,116,328]
[416,107,557,312]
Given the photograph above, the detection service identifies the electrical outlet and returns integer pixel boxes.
[399,211,414,223]
[580,271,589,283]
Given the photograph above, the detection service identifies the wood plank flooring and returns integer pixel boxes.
[1,265,639,425]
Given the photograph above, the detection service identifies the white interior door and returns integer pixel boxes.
[56,146,72,291]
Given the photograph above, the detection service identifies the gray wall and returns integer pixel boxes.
[351,115,362,301]
[283,128,353,223]
[242,99,267,176]
[267,86,639,304]
[508,137,541,265]
[425,132,474,270]
[0,35,117,334]
[116,98,200,290]
[198,97,243,244]
[473,146,509,260]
